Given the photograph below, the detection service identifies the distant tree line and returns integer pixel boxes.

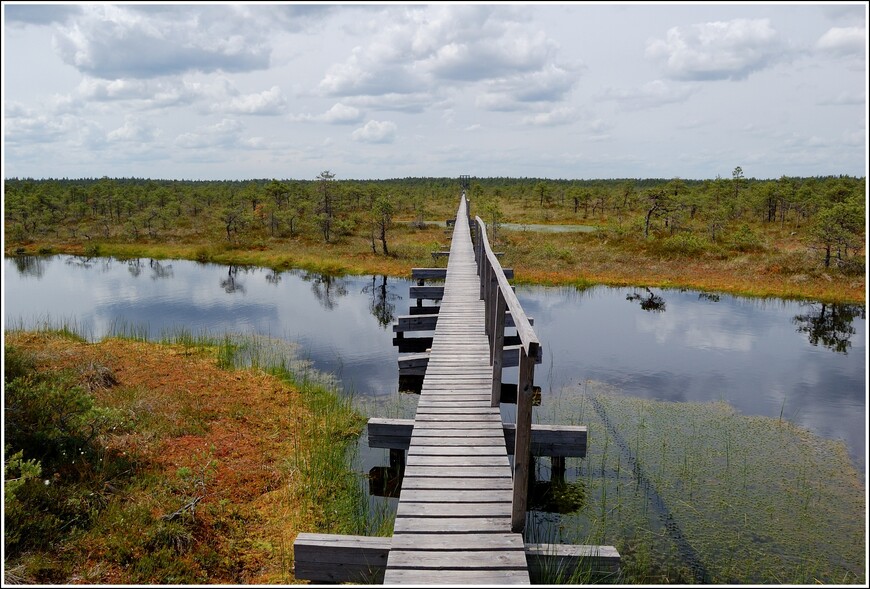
[4,171,865,271]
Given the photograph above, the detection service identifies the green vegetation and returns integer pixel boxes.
[529,382,866,584]
[3,173,865,303]
[3,327,369,584]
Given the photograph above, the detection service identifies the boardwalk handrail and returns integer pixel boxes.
[469,196,541,533]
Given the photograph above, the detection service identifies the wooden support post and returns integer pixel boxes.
[491,288,506,407]
[551,456,566,482]
[389,448,406,472]
[512,343,537,533]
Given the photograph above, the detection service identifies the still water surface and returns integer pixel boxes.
[4,255,866,472]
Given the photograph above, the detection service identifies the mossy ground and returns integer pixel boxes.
[3,330,365,584]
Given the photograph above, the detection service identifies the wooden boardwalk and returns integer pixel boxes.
[383,196,530,584]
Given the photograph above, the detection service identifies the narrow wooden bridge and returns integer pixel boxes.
[294,193,618,584]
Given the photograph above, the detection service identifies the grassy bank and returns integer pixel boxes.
[3,328,368,584]
[7,215,865,304]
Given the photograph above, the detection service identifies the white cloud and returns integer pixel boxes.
[4,107,81,146]
[817,91,865,106]
[351,120,397,143]
[346,93,442,114]
[52,4,271,79]
[477,63,579,111]
[217,86,287,115]
[175,118,244,149]
[816,27,866,57]
[522,106,576,127]
[321,102,363,124]
[289,102,365,124]
[318,47,421,96]
[601,80,697,110]
[318,4,575,114]
[646,18,782,80]
[107,117,159,142]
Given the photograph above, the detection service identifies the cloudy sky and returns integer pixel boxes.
[2,2,867,181]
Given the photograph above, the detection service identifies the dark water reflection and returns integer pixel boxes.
[3,255,866,472]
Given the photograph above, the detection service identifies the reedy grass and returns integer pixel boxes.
[539,381,865,584]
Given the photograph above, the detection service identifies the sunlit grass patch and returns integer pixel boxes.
[539,382,866,584]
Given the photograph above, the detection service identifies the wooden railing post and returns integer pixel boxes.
[491,288,506,406]
[512,342,538,533]
[487,269,499,353]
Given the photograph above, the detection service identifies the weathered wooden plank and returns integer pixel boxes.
[409,285,445,300]
[409,446,507,457]
[406,454,509,467]
[293,533,389,584]
[503,423,587,457]
[393,310,528,332]
[399,345,542,371]
[410,422,502,431]
[393,336,433,353]
[393,516,510,533]
[397,466,509,478]
[411,268,447,279]
[384,569,529,584]
[391,532,524,551]
[408,267,514,280]
[412,415,500,423]
[401,476,513,490]
[413,407,500,415]
[396,497,511,519]
[410,437,506,447]
[400,488,513,503]
[525,543,622,576]
[388,549,527,569]
[415,399,493,407]
[393,314,440,332]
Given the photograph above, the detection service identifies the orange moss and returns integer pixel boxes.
[5,332,316,584]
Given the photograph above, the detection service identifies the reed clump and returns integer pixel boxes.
[532,382,865,584]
